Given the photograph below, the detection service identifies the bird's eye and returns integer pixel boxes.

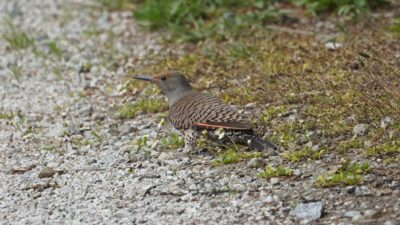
[160,76,167,81]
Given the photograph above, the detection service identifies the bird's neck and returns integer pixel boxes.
[166,87,193,106]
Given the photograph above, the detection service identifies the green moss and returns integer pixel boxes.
[0,111,14,120]
[258,165,293,178]
[383,157,399,165]
[71,137,91,148]
[388,17,400,33]
[118,99,166,119]
[284,147,328,162]
[294,0,390,15]
[261,106,289,122]
[337,139,363,152]
[91,131,103,143]
[214,149,263,165]
[52,64,63,80]
[2,18,35,51]
[135,135,149,150]
[46,41,63,59]
[7,64,23,80]
[364,140,400,157]
[317,161,371,187]
[128,167,136,174]
[134,0,282,42]
[161,132,185,149]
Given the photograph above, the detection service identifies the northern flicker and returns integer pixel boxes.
[134,71,277,155]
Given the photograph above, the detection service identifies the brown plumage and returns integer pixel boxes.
[134,71,277,154]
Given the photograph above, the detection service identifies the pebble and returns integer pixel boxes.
[289,201,324,220]
[247,158,265,168]
[353,124,369,136]
[343,211,362,220]
[38,167,56,178]
[380,116,393,129]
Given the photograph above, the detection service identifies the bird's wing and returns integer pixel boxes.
[193,121,252,130]
[169,91,253,130]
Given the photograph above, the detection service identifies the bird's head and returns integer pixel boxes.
[134,71,193,105]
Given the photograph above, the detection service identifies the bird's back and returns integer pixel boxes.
[168,91,251,130]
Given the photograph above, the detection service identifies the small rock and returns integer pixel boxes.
[364,140,373,148]
[312,145,320,151]
[325,42,342,50]
[38,167,56,178]
[353,124,368,136]
[92,113,105,121]
[343,211,362,220]
[66,126,80,135]
[118,124,137,134]
[78,105,93,117]
[288,114,297,123]
[247,158,265,168]
[158,152,175,160]
[80,122,92,131]
[244,102,257,108]
[346,186,356,194]
[264,195,273,203]
[293,169,302,177]
[305,141,313,148]
[363,209,378,218]
[270,177,280,185]
[289,201,324,220]
[380,116,393,129]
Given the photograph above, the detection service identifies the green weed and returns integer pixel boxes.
[258,165,293,178]
[134,0,281,42]
[161,132,185,149]
[134,136,152,157]
[388,17,400,33]
[46,41,63,59]
[0,111,14,120]
[214,149,262,165]
[71,137,91,148]
[52,64,63,80]
[317,161,371,187]
[364,140,400,157]
[284,147,328,162]
[118,99,166,119]
[337,139,363,152]
[293,0,390,15]
[2,19,35,51]
[7,64,23,80]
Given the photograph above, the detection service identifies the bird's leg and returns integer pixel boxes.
[183,128,199,152]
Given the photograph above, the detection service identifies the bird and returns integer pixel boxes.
[134,71,277,155]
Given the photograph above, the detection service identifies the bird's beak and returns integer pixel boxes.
[134,75,155,82]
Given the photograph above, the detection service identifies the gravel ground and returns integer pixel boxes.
[0,1,399,225]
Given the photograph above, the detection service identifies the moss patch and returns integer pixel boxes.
[317,161,371,187]
[118,99,166,119]
[258,165,293,178]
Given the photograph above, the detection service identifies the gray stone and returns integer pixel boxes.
[270,177,280,185]
[247,158,265,168]
[353,124,369,136]
[38,167,56,178]
[363,209,378,218]
[289,201,324,220]
[380,116,393,129]
[343,211,362,220]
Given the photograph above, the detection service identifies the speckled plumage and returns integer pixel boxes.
[168,91,249,130]
[134,71,277,154]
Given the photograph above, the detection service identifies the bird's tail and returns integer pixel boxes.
[249,136,278,155]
